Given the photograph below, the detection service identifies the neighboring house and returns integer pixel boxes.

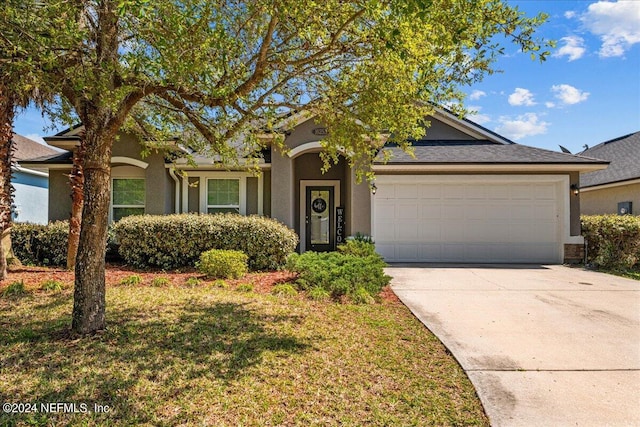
[21,109,608,264]
[11,133,61,224]
[579,131,640,215]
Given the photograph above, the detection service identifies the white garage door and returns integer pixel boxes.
[373,175,563,263]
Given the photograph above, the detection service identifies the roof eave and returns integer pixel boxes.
[372,163,609,173]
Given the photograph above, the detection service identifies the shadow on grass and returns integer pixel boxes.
[0,297,311,425]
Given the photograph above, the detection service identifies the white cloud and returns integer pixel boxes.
[551,84,590,105]
[564,11,577,19]
[553,36,586,61]
[581,1,640,57]
[23,133,46,144]
[469,90,487,101]
[545,101,556,108]
[508,88,536,106]
[466,105,491,125]
[495,113,549,140]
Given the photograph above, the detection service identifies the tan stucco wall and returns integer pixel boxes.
[581,182,640,215]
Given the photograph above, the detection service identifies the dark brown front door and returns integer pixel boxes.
[305,186,334,252]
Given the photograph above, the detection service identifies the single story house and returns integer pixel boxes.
[22,109,608,264]
[579,131,640,215]
[12,133,60,224]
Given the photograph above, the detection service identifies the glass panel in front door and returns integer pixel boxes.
[310,189,330,245]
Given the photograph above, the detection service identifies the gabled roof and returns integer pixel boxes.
[379,140,607,164]
[579,131,640,188]
[12,133,61,161]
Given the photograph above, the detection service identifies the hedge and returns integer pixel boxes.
[286,241,391,302]
[581,215,640,270]
[11,221,69,266]
[114,213,298,270]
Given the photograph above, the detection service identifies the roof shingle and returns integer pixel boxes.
[579,132,640,187]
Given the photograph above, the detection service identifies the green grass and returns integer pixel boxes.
[0,284,488,426]
[603,269,640,281]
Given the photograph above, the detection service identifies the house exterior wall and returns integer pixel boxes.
[347,169,372,236]
[49,169,72,221]
[247,177,259,215]
[581,182,640,215]
[423,117,476,140]
[12,170,49,224]
[263,170,271,217]
[270,145,295,228]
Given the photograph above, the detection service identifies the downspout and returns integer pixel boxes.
[168,167,180,213]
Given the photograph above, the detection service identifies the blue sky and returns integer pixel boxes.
[466,0,640,153]
[12,0,640,154]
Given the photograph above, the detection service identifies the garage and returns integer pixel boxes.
[373,175,565,263]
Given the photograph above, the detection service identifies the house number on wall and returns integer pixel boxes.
[312,128,328,136]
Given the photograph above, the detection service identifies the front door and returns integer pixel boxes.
[305,186,334,252]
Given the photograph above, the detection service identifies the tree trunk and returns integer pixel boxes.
[72,126,112,334]
[0,83,16,281]
[67,137,85,270]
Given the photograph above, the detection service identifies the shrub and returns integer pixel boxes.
[185,277,202,287]
[197,249,248,279]
[581,215,640,270]
[151,277,170,287]
[236,283,254,292]
[114,214,298,270]
[12,221,118,266]
[2,280,27,297]
[11,222,68,266]
[286,248,390,302]
[271,283,298,297]
[338,240,377,257]
[307,286,331,301]
[40,280,65,292]
[119,274,143,286]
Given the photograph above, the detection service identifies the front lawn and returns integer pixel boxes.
[0,267,488,426]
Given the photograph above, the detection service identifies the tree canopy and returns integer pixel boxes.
[0,0,550,333]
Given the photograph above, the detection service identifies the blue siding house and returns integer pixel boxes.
[12,134,62,224]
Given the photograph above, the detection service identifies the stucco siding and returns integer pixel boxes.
[263,170,271,217]
[284,117,328,150]
[144,153,171,215]
[188,177,199,213]
[581,182,640,215]
[423,117,476,140]
[48,170,72,221]
[246,177,258,215]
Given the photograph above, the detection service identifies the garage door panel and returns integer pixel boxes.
[396,184,418,199]
[420,205,441,220]
[397,203,418,219]
[374,177,562,263]
[444,185,466,199]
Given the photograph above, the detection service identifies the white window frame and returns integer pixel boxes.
[205,178,241,214]
[195,172,248,215]
[111,177,146,223]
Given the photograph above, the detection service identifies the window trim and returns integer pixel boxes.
[206,178,241,214]
[196,172,247,215]
[110,177,146,223]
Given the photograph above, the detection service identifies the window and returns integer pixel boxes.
[207,179,240,214]
[112,178,145,221]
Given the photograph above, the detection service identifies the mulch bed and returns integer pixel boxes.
[3,264,400,303]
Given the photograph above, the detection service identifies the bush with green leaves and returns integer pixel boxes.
[582,215,640,270]
[12,221,119,266]
[287,242,390,303]
[114,213,298,270]
[197,249,248,279]
[11,222,69,266]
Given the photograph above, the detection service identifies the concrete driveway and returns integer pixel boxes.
[388,264,640,427]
